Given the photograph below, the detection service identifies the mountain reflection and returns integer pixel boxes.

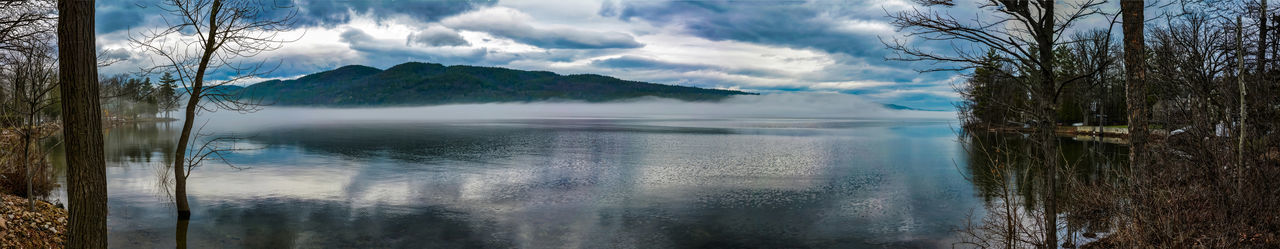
[67,118,982,248]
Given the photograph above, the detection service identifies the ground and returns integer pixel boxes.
[0,194,65,248]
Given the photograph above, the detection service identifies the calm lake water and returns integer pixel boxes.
[44,108,1128,248]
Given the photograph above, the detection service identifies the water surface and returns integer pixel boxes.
[58,116,987,248]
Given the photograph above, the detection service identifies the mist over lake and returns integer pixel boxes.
[198,93,953,132]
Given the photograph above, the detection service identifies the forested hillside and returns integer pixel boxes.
[239,62,754,106]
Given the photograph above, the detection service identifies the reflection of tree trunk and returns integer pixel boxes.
[176,217,190,249]
[57,0,109,246]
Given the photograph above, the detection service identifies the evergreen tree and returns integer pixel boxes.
[156,72,179,118]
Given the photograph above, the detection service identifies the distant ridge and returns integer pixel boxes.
[881,103,942,112]
[238,62,755,106]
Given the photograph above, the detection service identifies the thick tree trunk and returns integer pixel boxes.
[1122,0,1148,171]
[1037,1,1058,247]
[57,0,108,247]
[177,217,190,249]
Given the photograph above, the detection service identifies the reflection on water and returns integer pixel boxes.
[961,131,1129,243]
[58,118,991,248]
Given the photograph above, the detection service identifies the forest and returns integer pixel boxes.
[900,0,1280,247]
[237,62,755,106]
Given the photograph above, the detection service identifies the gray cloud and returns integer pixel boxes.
[339,28,512,67]
[98,47,135,62]
[339,29,375,45]
[443,8,643,49]
[289,0,496,27]
[591,55,783,78]
[593,55,708,70]
[93,0,496,34]
[615,0,890,57]
[407,27,470,47]
[598,0,622,17]
[96,1,147,34]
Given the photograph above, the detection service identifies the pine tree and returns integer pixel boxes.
[157,72,179,119]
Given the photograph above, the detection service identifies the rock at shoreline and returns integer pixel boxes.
[0,194,66,248]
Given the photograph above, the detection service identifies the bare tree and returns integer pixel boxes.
[2,33,59,211]
[885,0,1114,247]
[0,0,54,52]
[129,0,296,220]
[57,0,108,246]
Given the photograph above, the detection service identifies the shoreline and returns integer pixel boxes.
[982,125,1137,145]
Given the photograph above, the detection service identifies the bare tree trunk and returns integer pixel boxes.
[1038,2,1058,247]
[1238,16,1247,193]
[176,217,189,249]
[1123,0,1148,171]
[173,89,197,219]
[171,0,223,220]
[57,0,108,247]
[1261,0,1269,73]
[23,118,32,211]
[24,110,35,211]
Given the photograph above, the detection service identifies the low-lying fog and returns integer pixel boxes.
[195,93,954,132]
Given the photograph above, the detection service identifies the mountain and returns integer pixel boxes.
[881,103,941,112]
[238,62,755,106]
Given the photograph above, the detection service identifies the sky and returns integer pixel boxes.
[94,0,980,110]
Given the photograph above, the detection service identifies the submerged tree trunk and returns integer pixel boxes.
[173,88,198,218]
[177,217,190,249]
[171,0,224,220]
[57,0,108,247]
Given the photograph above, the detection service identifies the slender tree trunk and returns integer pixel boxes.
[1122,0,1148,170]
[1261,0,1269,73]
[171,0,223,220]
[173,88,198,219]
[57,0,108,247]
[1237,16,1247,194]
[23,118,32,211]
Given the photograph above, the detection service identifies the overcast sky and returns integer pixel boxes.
[92,0,999,110]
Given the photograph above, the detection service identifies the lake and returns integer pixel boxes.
[46,105,1123,248]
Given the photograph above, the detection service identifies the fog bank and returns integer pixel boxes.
[198,93,954,131]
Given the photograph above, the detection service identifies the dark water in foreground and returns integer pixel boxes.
[51,117,1063,248]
